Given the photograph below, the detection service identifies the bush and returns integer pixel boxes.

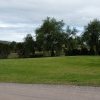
[65,49,81,56]
[0,43,10,59]
[81,48,89,55]
[89,49,95,55]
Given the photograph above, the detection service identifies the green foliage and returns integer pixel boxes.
[0,43,10,58]
[16,43,25,58]
[16,34,35,58]
[9,41,17,52]
[83,19,100,55]
[24,34,35,57]
[64,26,78,50]
[36,17,65,56]
[1,17,100,57]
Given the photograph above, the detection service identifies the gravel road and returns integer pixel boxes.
[0,83,100,100]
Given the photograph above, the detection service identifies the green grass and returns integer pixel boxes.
[0,56,100,86]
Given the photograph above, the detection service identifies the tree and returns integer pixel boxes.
[64,26,78,51]
[36,17,65,56]
[16,34,35,58]
[9,41,17,52]
[16,42,25,58]
[0,43,10,58]
[24,34,35,57]
[83,19,100,55]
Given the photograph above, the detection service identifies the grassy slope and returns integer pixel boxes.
[0,56,100,86]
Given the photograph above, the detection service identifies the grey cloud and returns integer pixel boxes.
[0,0,100,41]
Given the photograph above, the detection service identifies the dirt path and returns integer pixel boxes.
[0,83,100,100]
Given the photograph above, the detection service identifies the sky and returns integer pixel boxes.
[0,0,100,42]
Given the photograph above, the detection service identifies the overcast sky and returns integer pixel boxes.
[0,0,100,42]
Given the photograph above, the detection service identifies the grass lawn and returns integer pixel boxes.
[0,56,100,86]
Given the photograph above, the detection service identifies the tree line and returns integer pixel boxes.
[0,17,100,58]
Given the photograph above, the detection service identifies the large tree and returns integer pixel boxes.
[83,19,100,55]
[36,17,65,56]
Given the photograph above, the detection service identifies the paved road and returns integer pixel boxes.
[0,83,100,100]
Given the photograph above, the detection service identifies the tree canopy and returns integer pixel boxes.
[0,17,100,59]
[83,19,100,55]
[36,17,65,56]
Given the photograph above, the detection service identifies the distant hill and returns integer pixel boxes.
[0,40,11,44]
